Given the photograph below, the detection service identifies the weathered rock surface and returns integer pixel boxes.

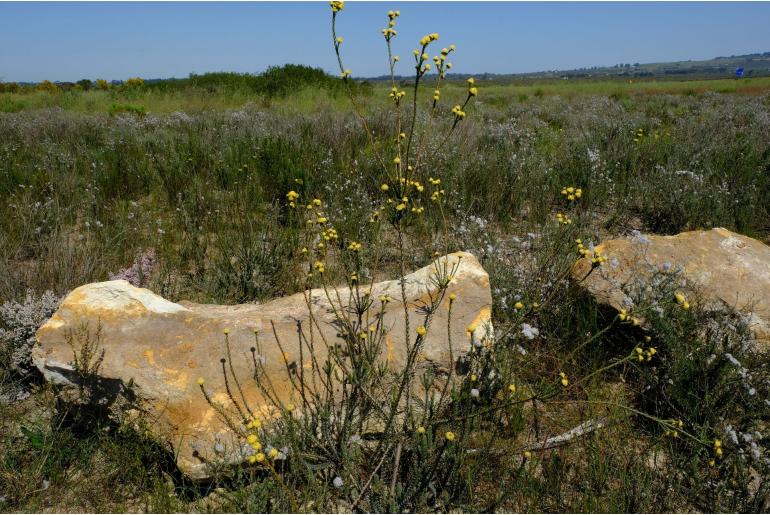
[572,228,770,346]
[33,252,492,479]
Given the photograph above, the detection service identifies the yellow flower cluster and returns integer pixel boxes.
[634,345,657,362]
[618,309,641,326]
[560,186,583,201]
[389,86,406,103]
[633,127,644,144]
[555,213,572,225]
[416,325,427,336]
[286,190,300,208]
[664,418,684,438]
[419,32,440,46]
[451,104,466,120]
[322,228,338,242]
[347,241,362,252]
[674,291,690,310]
[296,194,337,277]
[400,177,424,192]
[467,77,478,97]
[576,240,607,266]
[713,438,723,458]
[430,188,446,202]
[382,10,400,39]
[248,452,266,464]
[330,0,344,13]
[412,34,440,75]
[559,371,569,387]
[430,44,456,80]
[244,417,266,464]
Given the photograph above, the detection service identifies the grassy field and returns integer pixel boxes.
[3,75,770,114]
[1,65,770,512]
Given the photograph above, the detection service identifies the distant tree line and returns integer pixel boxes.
[0,65,371,97]
[146,65,370,97]
[0,77,137,93]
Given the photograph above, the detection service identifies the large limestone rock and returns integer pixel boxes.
[33,252,492,479]
[572,228,770,346]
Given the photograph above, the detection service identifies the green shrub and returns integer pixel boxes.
[107,103,147,117]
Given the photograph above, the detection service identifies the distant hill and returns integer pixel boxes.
[365,51,770,82]
[523,52,770,80]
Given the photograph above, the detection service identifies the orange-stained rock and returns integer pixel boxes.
[33,252,492,479]
[572,228,770,347]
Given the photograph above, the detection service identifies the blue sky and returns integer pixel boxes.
[1,1,769,82]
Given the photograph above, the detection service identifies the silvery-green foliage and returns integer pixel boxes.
[0,289,62,376]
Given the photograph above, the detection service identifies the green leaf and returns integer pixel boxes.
[20,426,45,449]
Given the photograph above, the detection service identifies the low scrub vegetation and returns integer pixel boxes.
[1,3,769,513]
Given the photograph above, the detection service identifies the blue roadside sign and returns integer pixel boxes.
[735,67,745,78]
